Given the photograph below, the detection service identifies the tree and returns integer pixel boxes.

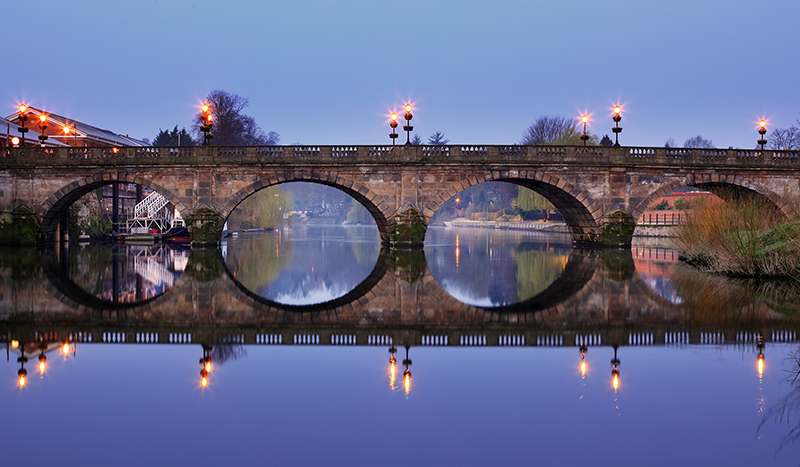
[664,138,676,148]
[520,115,576,145]
[410,134,422,145]
[600,135,613,147]
[684,135,714,149]
[651,200,669,210]
[193,90,279,146]
[515,186,553,211]
[767,127,800,150]
[427,131,450,145]
[152,126,195,146]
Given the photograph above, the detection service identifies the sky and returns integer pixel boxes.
[2,0,799,148]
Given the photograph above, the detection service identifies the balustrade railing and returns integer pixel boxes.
[1,144,797,168]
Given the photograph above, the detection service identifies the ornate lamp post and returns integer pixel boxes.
[580,114,590,146]
[757,119,768,150]
[402,345,412,395]
[611,345,621,391]
[612,105,623,147]
[388,345,397,388]
[199,344,213,388]
[200,104,213,146]
[756,334,765,378]
[403,104,414,146]
[17,104,29,146]
[38,114,48,146]
[389,113,399,145]
[579,344,588,377]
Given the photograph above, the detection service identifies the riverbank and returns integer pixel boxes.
[443,219,679,238]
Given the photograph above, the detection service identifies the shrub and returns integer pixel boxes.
[671,191,800,277]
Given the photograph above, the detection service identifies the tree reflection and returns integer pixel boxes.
[759,346,800,452]
[669,264,800,322]
[225,232,294,293]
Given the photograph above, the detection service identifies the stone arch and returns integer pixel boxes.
[37,173,188,242]
[420,170,603,244]
[630,176,799,225]
[219,172,392,243]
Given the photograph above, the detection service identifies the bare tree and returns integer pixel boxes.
[410,134,422,145]
[683,135,714,149]
[767,127,800,150]
[192,90,279,146]
[520,115,577,145]
[427,131,450,145]
[664,138,676,148]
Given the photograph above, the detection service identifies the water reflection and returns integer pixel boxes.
[224,225,380,305]
[424,227,571,307]
[61,243,187,304]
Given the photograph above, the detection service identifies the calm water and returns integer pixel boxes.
[1,226,800,466]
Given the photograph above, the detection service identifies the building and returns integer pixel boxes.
[3,106,147,147]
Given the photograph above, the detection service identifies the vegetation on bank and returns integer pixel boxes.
[672,193,800,278]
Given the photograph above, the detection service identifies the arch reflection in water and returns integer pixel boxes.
[224,225,380,305]
[424,227,571,307]
[63,243,187,304]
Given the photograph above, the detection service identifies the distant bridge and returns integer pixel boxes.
[1,144,799,246]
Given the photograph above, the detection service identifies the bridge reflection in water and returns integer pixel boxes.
[2,242,799,390]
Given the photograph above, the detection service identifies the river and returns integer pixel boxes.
[1,225,799,466]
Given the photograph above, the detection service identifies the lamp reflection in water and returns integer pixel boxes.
[579,344,588,378]
[199,344,213,388]
[37,342,47,376]
[16,344,28,388]
[611,345,621,391]
[757,334,765,378]
[402,345,413,395]
[388,345,397,389]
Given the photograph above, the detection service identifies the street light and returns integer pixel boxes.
[758,119,768,150]
[612,105,623,147]
[17,104,29,146]
[402,345,412,395]
[200,104,213,146]
[580,114,590,146]
[389,113,399,145]
[403,104,414,146]
[38,114,48,146]
[579,344,588,377]
[611,345,621,391]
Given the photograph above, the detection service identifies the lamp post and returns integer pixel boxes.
[756,334,765,378]
[38,114,48,146]
[388,345,397,389]
[611,345,621,391]
[16,346,28,388]
[757,119,767,150]
[199,344,212,388]
[389,113,399,145]
[579,344,588,377]
[200,104,213,146]
[402,345,412,395]
[403,104,414,146]
[580,114,590,146]
[612,105,623,147]
[17,104,28,146]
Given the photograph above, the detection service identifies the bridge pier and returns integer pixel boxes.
[386,206,426,248]
[185,206,225,247]
[0,207,39,246]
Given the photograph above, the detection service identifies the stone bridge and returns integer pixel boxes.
[1,144,799,246]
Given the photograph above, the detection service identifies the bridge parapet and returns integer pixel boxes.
[2,145,798,169]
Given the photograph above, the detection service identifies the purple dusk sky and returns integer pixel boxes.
[2,0,798,148]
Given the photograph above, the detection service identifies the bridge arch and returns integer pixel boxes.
[420,171,603,243]
[631,176,800,225]
[219,174,391,242]
[37,174,188,242]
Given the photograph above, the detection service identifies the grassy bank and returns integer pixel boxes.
[672,194,800,278]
